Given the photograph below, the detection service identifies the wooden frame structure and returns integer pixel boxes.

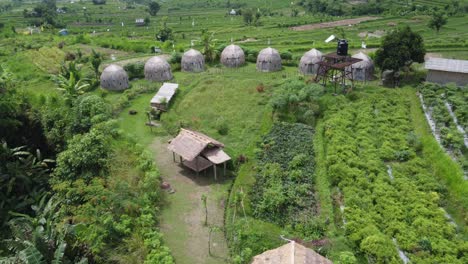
[315,52,362,94]
[167,129,231,180]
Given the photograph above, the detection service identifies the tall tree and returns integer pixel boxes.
[148,1,161,16]
[375,26,425,73]
[428,12,448,33]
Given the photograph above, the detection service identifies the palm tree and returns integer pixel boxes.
[0,195,88,264]
[51,72,89,106]
[200,30,218,63]
[0,142,52,228]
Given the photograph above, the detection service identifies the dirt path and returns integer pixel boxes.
[151,137,230,264]
[290,16,380,31]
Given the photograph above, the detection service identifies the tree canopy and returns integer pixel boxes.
[428,12,448,33]
[148,1,161,16]
[375,26,426,72]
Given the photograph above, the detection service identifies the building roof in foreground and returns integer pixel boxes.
[252,241,333,264]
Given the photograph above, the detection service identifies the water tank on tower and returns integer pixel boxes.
[337,39,348,56]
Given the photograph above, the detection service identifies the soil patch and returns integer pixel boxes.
[290,16,380,31]
[151,138,229,264]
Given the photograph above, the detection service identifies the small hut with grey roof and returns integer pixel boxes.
[257,47,282,72]
[299,48,323,75]
[425,57,468,86]
[252,241,333,264]
[144,56,173,82]
[181,49,205,72]
[221,44,245,68]
[100,64,129,91]
[347,52,374,81]
[168,128,231,180]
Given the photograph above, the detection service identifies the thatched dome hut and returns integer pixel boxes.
[144,56,173,82]
[349,52,374,81]
[100,64,129,91]
[220,44,245,68]
[181,49,205,72]
[299,48,323,75]
[256,47,282,72]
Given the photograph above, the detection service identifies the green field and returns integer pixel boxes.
[1,0,467,263]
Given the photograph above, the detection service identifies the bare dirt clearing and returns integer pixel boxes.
[290,16,381,31]
[152,138,229,264]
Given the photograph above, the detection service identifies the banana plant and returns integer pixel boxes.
[51,72,89,106]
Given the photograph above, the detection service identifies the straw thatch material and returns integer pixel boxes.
[257,47,282,72]
[348,52,374,81]
[221,44,245,68]
[299,48,323,75]
[252,241,333,264]
[181,49,205,72]
[100,64,129,91]
[167,128,225,162]
[145,56,173,82]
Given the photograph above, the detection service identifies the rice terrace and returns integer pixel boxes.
[1,0,468,264]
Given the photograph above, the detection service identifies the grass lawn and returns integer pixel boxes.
[114,63,299,262]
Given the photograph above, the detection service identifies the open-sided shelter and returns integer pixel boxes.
[100,64,129,91]
[257,47,282,72]
[181,49,205,72]
[144,56,173,82]
[299,48,323,75]
[425,57,468,86]
[150,82,178,111]
[347,52,374,81]
[221,44,245,68]
[252,241,333,264]
[168,129,231,180]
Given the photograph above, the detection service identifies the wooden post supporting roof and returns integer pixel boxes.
[213,164,217,180]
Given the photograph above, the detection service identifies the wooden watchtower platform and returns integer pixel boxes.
[315,52,362,93]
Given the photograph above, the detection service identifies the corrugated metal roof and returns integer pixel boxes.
[425,58,468,73]
[150,83,179,104]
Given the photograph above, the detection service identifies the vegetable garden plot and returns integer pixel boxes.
[419,83,468,177]
[250,122,317,230]
[323,91,467,263]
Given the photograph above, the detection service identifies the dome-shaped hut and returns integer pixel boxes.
[181,49,205,72]
[299,48,323,75]
[144,56,173,81]
[349,52,374,81]
[256,47,282,72]
[100,64,129,91]
[221,44,245,68]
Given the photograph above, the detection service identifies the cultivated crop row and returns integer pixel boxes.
[323,91,467,263]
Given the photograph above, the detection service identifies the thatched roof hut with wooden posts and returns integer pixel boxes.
[257,47,282,72]
[168,128,231,180]
[181,49,205,72]
[252,241,333,264]
[100,64,129,91]
[221,44,245,68]
[347,52,374,81]
[299,48,323,75]
[145,56,173,82]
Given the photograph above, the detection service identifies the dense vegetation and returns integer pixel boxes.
[419,83,468,174]
[322,89,467,263]
[1,0,468,263]
[0,58,173,263]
